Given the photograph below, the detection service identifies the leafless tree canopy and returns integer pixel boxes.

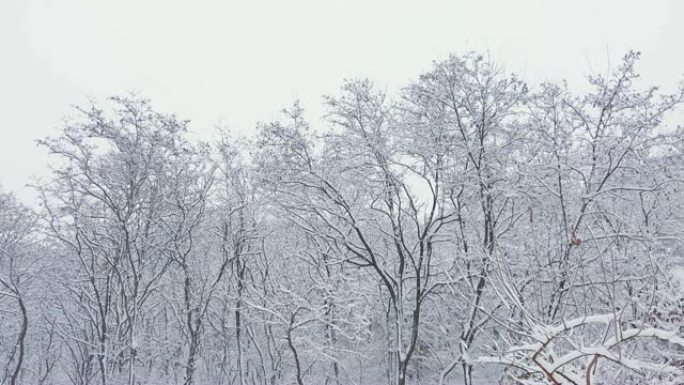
[1,52,684,385]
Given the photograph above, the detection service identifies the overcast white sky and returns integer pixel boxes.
[2,0,683,200]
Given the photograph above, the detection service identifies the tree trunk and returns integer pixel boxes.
[9,293,28,385]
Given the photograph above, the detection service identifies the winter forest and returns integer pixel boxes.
[1,51,684,385]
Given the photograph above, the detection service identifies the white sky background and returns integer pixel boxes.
[1,0,683,201]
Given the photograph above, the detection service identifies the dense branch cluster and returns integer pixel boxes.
[1,52,684,385]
